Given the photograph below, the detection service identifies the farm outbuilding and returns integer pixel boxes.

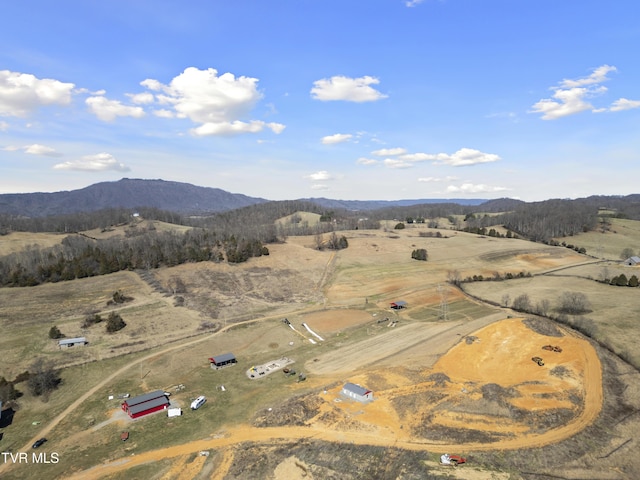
[58,337,88,348]
[121,390,169,419]
[209,352,237,368]
[623,256,640,266]
[390,301,407,309]
[341,382,374,403]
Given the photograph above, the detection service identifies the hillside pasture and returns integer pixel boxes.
[0,231,65,255]
[0,271,205,375]
[555,217,640,260]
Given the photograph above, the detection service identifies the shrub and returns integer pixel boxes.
[82,313,103,328]
[111,290,133,304]
[106,312,126,333]
[411,248,428,261]
[394,223,405,230]
[48,325,64,339]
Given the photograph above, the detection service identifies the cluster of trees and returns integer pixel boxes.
[0,359,61,404]
[411,248,428,261]
[605,273,639,287]
[0,228,269,287]
[462,271,532,283]
[418,231,444,238]
[461,226,516,238]
[27,358,61,399]
[314,232,349,251]
[81,311,126,332]
[504,291,591,317]
[543,239,587,254]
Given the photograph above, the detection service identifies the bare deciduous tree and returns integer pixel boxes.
[512,294,531,312]
[558,291,591,315]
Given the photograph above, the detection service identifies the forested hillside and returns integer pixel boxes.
[2,192,640,288]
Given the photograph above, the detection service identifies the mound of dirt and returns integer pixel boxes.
[253,394,323,428]
[523,316,563,337]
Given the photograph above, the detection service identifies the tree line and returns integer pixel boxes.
[0,228,267,287]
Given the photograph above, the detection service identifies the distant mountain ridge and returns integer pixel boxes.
[0,178,269,217]
[0,178,492,217]
[299,197,489,210]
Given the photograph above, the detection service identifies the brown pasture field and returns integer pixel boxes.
[555,217,640,260]
[1,222,640,479]
[0,231,65,255]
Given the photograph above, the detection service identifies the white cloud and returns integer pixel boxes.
[560,65,617,88]
[53,152,130,172]
[321,133,353,145]
[356,157,379,166]
[530,65,617,120]
[126,92,155,104]
[418,176,458,182]
[311,75,388,102]
[0,120,8,131]
[431,148,501,166]
[361,148,500,169]
[446,183,509,194]
[152,109,175,118]
[405,0,425,7]
[191,120,285,137]
[305,170,332,181]
[371,147,407,156]
[140,67,282,136]
[609,98,640,112]
[311,184,329,191]
[384,158,413,169]
[398,152,433,162]
[530,87,600,120]
[0,70,74,117]
[86,96,146,122]
[24,144,62,157]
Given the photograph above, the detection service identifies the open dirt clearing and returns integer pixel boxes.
[305,312,508,375]
[64,317,602,480]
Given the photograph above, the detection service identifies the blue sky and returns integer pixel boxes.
[1,0,639,201]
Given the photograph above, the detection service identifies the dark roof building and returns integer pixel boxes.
[341,382,374,403]
[121,390,169,419]
[208,352,237,368]
[390,300,407,309]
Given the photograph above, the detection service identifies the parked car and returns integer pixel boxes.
[32,438,47,449]
[190,395,206,410]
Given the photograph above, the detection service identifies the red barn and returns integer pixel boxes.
[121,390,169,419]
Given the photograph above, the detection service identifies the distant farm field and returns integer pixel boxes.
[555,217,640,260]
[0,232,65,255]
